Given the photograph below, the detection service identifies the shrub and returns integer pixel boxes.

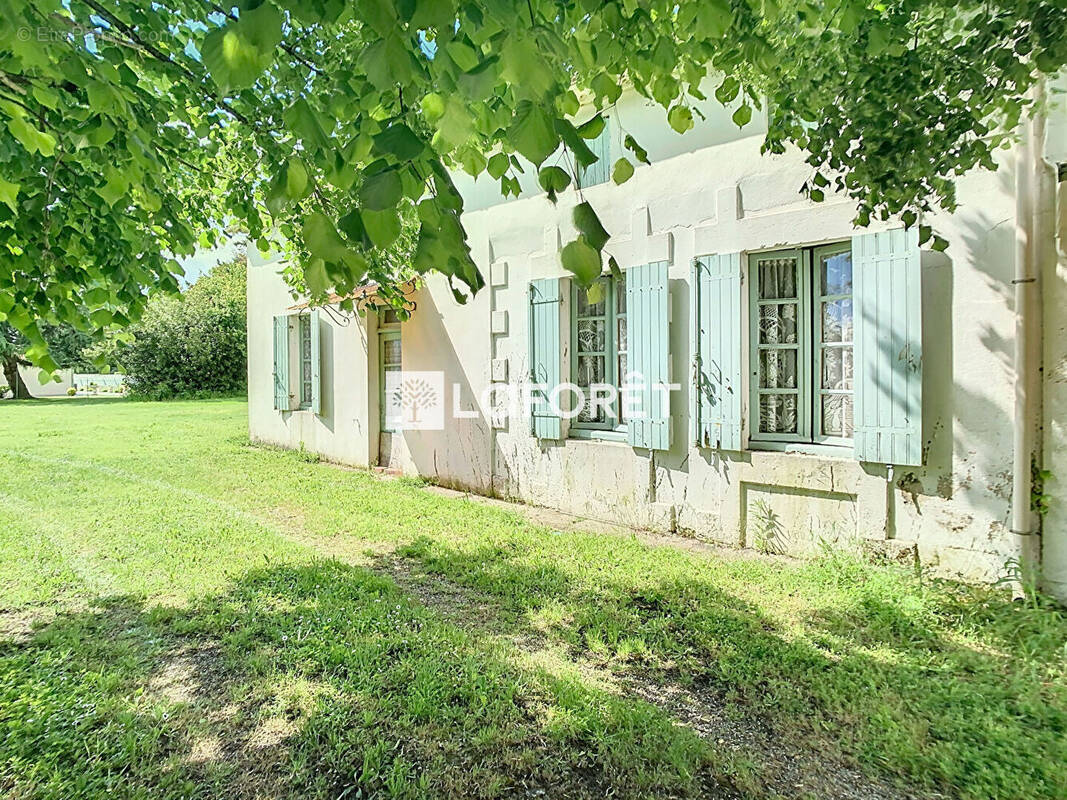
[119,257,247,400]
[66,387,76,396]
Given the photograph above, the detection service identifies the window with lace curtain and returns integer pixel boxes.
[749,243,854,446]
[571,274,627,434]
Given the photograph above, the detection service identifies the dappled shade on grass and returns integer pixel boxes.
[0,399,1064,799]
[0,562,731,799]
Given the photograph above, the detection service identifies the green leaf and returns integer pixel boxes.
[362,208,402,248]
[487,152,510,180]
[538,166,571,193]
[561,236,602,286]
[285,158,309,201]
[284,99,331,152]
[201,2,283,91]
[611,158,634,185]
[715,76,740,105]
[304,258,330,296]
[7,116,56,156]
[585,280,606,305]
[421,93,446,123]
[302,212,365,273]
[0,177,19,212]
[96,170,129,207]
[573,202,609,252]
[538,165,571,202]
[507,101,558,166]
[590,72,622,104]
[359,169,403,211]
[577,115,605,140]
[434,98,475,149]
[732,104,753,128]
[338,208,371,248]
[624,134,650,165]
[667,105,694,134]
[374,124,425,162]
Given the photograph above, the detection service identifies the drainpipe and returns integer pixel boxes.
[1011,84,1048,587]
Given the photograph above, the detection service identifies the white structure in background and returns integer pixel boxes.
[247,80,1067,599]
[15,366,74,397]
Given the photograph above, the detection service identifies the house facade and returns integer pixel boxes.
[248,84,1067,596]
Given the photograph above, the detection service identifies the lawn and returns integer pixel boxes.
[0,398,1064,800]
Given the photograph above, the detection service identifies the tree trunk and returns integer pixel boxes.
[2,356,30,399]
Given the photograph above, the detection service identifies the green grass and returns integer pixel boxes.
[0,398,1064,799]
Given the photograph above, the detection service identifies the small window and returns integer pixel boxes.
[749,243,854,445]
[380,307,401,326]
[380,331,402,432]
[571,273,626,432]
[299,314,313,408]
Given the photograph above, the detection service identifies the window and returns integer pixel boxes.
[298,314,313,409]
[379,329,402,432]
[749,243,853,445]
[571,273,627,433]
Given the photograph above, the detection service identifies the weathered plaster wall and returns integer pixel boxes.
[246,89,1056,584]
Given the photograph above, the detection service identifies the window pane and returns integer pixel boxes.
[381,308,401,325]
[616,315,627,355]
[576,282,606,317]
[822,299,853,343]
[577,319,606,352]
[757,257,798,299]
[383,338,402,366]
[822,395,854,437]
[759,394,798,434]
[577,355,605,387]
[758,303,797,344]
[384,368,403,426]
[759,349,798,389]
[301,318,312,357]
[821,250,853,295]
[576,355,605,422]
[615,274,627,313]
[821,347,853,390]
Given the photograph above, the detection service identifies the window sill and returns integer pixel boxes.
[748,440,853,459]
[568,427,628,444]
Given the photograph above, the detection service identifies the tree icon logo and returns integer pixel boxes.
[387,371,444,430]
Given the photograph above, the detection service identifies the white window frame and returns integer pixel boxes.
[747,242,854,449]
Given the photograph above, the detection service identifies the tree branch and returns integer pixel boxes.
[203,0,326,77]
[76,0,254,127]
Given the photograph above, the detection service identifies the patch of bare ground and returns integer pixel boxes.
[381,553,935,800]
[144,641,314,799]
[0,605,58,641]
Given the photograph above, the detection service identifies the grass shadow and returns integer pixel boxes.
[385,531,1067,800]
[0,560,741,800]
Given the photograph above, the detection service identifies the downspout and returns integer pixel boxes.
[1011,83,1048,586]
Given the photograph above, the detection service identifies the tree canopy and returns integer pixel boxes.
[1,0,1064,368]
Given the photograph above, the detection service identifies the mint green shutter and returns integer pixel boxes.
[310,310,322,415]
[272,315,289,411]
[852,228,923,465]
[692,253,743,450]
[627,262,671,450]
[580,120,611,187]
[529,278,562,439]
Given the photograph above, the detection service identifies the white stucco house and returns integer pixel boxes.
[247,82,1067,598]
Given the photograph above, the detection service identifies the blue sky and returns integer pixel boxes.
[176,238,241,286]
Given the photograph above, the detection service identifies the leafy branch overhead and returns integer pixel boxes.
[0,0,1064,363]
